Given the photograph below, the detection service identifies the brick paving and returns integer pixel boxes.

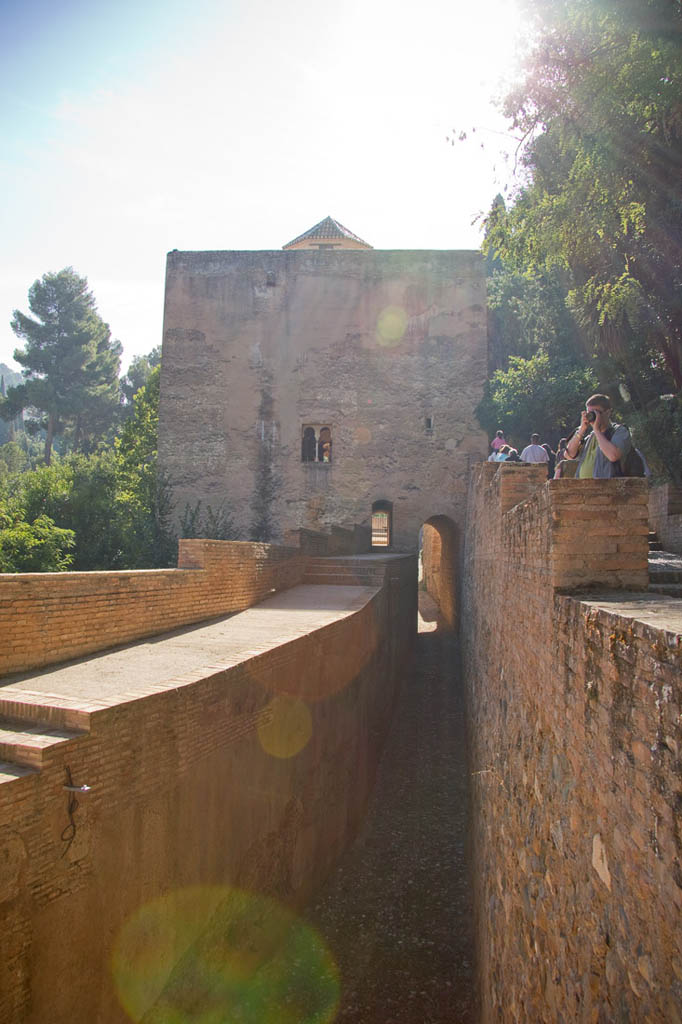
[306,592,477,1023]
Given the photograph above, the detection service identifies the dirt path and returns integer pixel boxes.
[306,593,477,1023]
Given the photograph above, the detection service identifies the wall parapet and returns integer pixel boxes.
[470,462,649,593]
[463,460,681,1021]
[0,540,306,678]
[0,557,417,1022]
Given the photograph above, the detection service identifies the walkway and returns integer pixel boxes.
[0,584,378,719]
[306,592,476,1023]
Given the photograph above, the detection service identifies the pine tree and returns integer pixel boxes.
[4,268,122,463]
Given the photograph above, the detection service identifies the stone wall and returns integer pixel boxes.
[0,540,306,677]
[649,482,682,554]
[158,249,488,551]
[462,462,681,1022]
[0,555,416,1023]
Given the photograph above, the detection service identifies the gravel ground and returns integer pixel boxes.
[306,594,477,1023]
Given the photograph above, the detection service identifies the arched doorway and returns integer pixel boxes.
[371,500,393,549]
[419,515,458,630]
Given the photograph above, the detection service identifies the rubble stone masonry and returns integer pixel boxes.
[158,248,488,550]
[463,462,682,1022]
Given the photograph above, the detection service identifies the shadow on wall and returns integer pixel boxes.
[420,516,459,631]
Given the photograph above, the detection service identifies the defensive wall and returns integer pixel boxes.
[0,543,416,1023]
[462,462,682,1022]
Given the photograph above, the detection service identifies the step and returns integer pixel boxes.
[648,569,682,584]
[0,760,38,787]
[648,583,682,599]
[649,542,664,551]
[0,719,87,770]
[0,698,90,733]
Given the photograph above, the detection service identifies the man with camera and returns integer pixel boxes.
[564,394,631,478]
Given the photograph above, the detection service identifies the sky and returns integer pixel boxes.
[0,0,525,373]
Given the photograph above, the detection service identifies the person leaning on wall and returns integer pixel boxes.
[564,393,631,478]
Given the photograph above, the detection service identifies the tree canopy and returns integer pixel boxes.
[5,268,122,462]
[482,0,682,478]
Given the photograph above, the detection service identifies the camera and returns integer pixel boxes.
[586,410,597,422]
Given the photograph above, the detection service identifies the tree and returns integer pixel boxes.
[4,268,122,463]
[120,346,162,408]
[0,498,74,572]
[483,0,682,477]
[115,366,176,567]
[477,351,599,446]
[11,452,127,570]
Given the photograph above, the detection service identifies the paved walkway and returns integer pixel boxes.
[306,592,476,1023]
[0,585,378,717]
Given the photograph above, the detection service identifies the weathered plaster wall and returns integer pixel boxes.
[0,541,306,677]
[0,553,415,1023]
[158,249,488,551]
[462,463,681,1022]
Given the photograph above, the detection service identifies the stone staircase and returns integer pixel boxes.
[648,550,682,598]
[0,700,88,784]
[303,557,388,588]
[648,530,663,552]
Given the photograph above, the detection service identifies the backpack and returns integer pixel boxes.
[605,426,649,477]
[621,447,648,477]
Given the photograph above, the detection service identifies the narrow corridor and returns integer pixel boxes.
[306,592,476,1022]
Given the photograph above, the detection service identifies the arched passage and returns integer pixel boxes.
[371,500,393,549]
[419,515,459,630]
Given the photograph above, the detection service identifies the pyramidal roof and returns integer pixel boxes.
[282,216,372,250]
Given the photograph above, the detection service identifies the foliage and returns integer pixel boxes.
[0,498,74,572]
[120,345,161,408]
[249,389,277,542]
[180,500,239,540]
[0,367,177,571]
[477,351,599,447]
[115,366,176,567]
[11,452,126,570]
[0,365,24,445]
[625,393,682,486]
[483,0,682,477]
[4,268,122,462]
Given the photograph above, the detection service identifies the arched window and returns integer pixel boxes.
[301,426,317,462]
[371,500,392,548]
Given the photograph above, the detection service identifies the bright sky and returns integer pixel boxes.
[0,0,524,372]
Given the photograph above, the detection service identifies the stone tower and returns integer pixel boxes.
[158,219,488,550]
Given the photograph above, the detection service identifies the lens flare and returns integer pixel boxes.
[376,305,407,346]
[112,886,339,1023]
[353,426,372,444]
[258,695,312,759]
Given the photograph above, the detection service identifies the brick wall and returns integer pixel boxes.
[0,556,416,1023]
[463,462,680,1021]
[649,482,682,553]
[421,516,458,629]
[0,540,306,677]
